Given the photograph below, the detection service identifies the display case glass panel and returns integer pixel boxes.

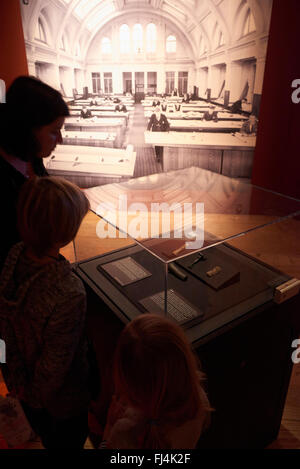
[74,167,300,344]
[83,166,300,263]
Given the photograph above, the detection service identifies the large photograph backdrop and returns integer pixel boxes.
[20,0,273,188]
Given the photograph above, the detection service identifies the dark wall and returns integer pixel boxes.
[251,0,300,199]
[0,0,28,89]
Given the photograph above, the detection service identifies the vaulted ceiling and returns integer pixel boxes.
[20,0,273,62]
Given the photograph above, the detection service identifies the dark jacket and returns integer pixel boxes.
[203,111,218,122]
[147,113,170,132]
[115,105,127,112]
[241,120,258,135]
[229,100,242,114]
[0,156,47,269]
[152,100,160,107]
[81,109,92,119]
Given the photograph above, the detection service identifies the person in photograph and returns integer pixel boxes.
[89,98,98,106]
[172,88,178,96]
[203,106,218,122]
[0,75,69,269]
[100,314,211,449]
[229,98,247,114]
[182,93,190,103]
[152,98,160,107]
[0,176,91,449]
[160,98,167,112]
[240,114,258,135]
[115,104,127,112]
[80,106,92,119]
[147,106,170,163]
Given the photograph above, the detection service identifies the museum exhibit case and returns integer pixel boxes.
[72,167,300,448]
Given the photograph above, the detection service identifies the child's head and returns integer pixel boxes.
[17,176,90,257]
[113,313,208,446]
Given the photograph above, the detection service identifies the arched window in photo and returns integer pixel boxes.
[199,35,207,55]
[120,24,130,54]
[101,37,112,54]
[212,23,224,49]
[133,23,143,53]
[242,9,256,36]
[35,17,47,43]
[166,35,176,53]
[60,35,66,51]
[218,31,225,47]
[146,23,156,53]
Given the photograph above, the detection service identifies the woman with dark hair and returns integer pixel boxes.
[0,75,69,268]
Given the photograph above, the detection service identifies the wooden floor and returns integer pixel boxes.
[0,104,299,449]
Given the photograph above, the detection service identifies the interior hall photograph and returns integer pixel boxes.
[0,0,299,451]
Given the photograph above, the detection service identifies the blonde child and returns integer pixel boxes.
[0,176,90,448]
[102,313,211,449]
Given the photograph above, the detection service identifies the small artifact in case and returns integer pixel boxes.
[177,250,240,291]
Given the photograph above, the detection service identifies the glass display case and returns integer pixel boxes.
[71,166,300,448]
[74,166,300,346]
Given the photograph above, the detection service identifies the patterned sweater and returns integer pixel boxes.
[0,243,90,419]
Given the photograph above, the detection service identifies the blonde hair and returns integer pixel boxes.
[113,313,211,449]
[17,176,90,257]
